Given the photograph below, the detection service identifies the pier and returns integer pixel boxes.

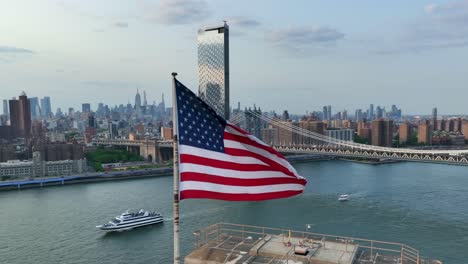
[185,223,441,264]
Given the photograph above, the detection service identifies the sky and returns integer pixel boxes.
[1,0,468,115]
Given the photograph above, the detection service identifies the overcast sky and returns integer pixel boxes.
[1,0,468,115]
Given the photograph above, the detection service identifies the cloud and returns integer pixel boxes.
[114,22,129,28]
[224,16,261,36]
[266,26,344,52]
[0,46,34,54]
[151,0,210,25]
[83,81,141,89]
[381,1,468,54]
[228,16,261,28]
[376,40,468,55]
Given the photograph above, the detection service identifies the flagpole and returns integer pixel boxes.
[171,72,180,264]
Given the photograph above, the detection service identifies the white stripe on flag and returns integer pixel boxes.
[225,125,270,147]
[179,163,293,179]
[223,139,300,176]
[180,181,305,194]
[179,145,268,166]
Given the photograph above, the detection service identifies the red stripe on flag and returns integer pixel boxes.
[224,148,297,177]
[180,154,286,173]
[180,190,304,201]
[180,172,307,186]
[224,132,287,160]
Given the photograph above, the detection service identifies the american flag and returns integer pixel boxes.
[175,79,307,201]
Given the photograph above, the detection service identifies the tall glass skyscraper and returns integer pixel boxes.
[198,22,230,119]
[29,97,41,119]
[40,96,52,118]
[2,99,8,115]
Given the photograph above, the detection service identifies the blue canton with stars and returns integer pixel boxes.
[175,79,227,153]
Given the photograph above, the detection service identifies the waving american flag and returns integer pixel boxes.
[174,79,307,201]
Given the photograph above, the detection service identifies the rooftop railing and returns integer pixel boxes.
[191,223,434,264]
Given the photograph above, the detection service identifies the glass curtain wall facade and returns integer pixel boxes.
[197,23,230,119]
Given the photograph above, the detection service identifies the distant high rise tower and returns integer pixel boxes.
[9,92,32,138]
[3,99,8,115]
[82,103,91,113]
[322,106,328,120]
[432,107,438,131]
[355,109,363,122]
[327,105,332,120]
[376,106,383,119]
[342,110,348,120]
[369,104,374,121]
[198,22,230,119]
[29,97,41,119]
[143,90,148,107]
[40,96,52,118]
[135,89,142,109]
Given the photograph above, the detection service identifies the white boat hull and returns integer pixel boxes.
[338,195,350,201]
[97,217,164,232]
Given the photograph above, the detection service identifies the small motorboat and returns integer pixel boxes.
[338,194,350,201]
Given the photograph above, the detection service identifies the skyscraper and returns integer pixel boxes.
[135,89,142,109]
[143,90,148,107]
[29,97,41,119]
[355,109,363,122]
[322,106,328,120]
[3,99,9,116]
[9,92,32,138]
[376,106,383,119]
[369,104,374,121]
[198,22,230,119]
[327,105,332,120]
[40,96,51,119]
[432,107,438,131]
[82,103,91,113]
[371,119,393,147]
[108,121,118,139]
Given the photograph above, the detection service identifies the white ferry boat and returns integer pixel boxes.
[338,194,350,201]
[96,209,163,231]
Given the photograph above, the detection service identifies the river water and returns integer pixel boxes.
[0,161,467,264]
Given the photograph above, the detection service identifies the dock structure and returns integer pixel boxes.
[185,223,441,264]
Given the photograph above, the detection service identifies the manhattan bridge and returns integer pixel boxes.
[227,109,468,166]
[94,109,468,166]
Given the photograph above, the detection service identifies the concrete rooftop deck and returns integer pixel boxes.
[184,223,442,264]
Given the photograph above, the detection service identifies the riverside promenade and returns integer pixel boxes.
[0,167,172,191]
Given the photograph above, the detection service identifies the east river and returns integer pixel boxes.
[1,161,467,264]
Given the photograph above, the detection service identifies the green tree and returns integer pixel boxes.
[353,134,368,144]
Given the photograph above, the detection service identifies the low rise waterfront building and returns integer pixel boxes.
[0,152,86,180]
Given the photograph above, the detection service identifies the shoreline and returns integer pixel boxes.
[338,158,402,165]
[0,154,330,192]
[0,167,173,192]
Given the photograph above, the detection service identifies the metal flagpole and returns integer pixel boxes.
[171,72,180,264]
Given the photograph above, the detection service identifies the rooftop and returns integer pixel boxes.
[185,223,442,264]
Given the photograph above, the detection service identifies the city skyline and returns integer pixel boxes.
[0,90,464,118]
[1,0,468,114]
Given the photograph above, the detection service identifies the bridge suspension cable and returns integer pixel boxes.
[243,110,468,156]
